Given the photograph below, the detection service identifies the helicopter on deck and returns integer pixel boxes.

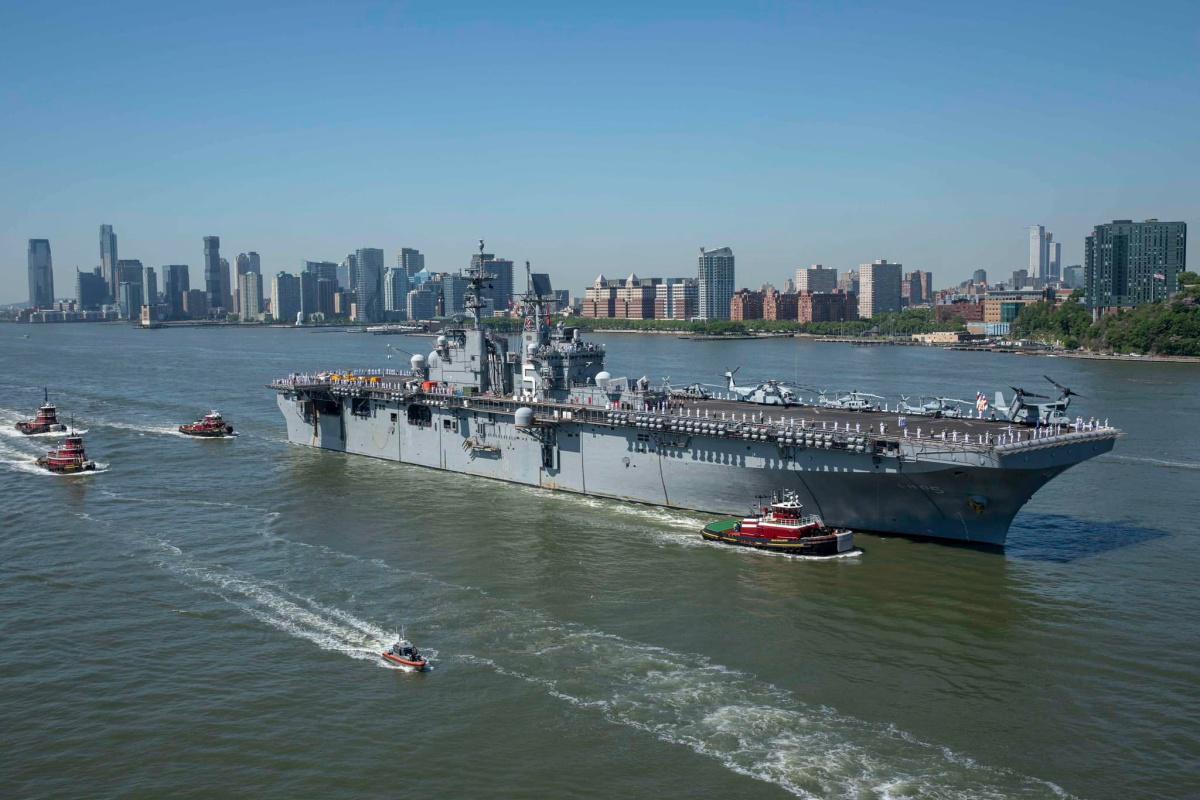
[817,390,885,412]
[722,368,799,406]
[897,395,975,418]
[993,375,1082,426]
[662,378,711,401]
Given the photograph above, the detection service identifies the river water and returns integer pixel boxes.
[1,325,1197,799]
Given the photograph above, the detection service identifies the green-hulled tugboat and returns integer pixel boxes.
[702,493,858,557]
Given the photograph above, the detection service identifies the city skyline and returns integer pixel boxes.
[1,2,1197,301]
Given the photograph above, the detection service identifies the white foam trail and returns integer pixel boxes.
[156,555,411,668]
[454,617,1070,799]
[95,419,190,437]
[1102,454,1200,471]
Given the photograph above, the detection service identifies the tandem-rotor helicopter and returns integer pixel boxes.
[993,375,1082,426]
[722,367,800,406]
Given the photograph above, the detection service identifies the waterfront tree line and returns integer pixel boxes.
[1012,273,1200,356]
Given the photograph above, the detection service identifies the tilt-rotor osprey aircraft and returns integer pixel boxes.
[994,375,1082,426]
[721,368,799,406]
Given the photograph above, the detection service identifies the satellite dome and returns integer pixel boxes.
[596,371,612,383]
[436,335,447,347]
[427,351,440,368]
[410,354,426,370]
[514,407,535,428]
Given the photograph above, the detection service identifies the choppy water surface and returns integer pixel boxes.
[2,325,1197,799]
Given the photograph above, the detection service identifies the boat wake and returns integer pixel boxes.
[1101,454,1200,471]
[154,551,427,669]
[109,519,1060,798]
[450,613,1064,799]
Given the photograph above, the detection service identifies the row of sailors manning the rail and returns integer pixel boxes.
[612,408,1112,446]
[281,374,1110,435]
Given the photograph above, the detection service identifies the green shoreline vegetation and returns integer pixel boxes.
[1013,273,1200,356]
[482,308,966,337]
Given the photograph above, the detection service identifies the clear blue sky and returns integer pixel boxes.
[2,0,1197,302]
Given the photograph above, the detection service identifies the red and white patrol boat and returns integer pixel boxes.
[16,389,68,435]
[702,492,857,556]
[37,431,97,474]
[381,637,428,671]
[179,410,235,438]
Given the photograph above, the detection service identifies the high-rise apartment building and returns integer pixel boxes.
[1085,219,1187,309]
[406,286,437,321]
[238,272,264,321]
[697,246,735,320]
[203,236,221,310]
[76,268,107,310]
[27,239,54,308]
[338,254,356,295]
[794,264,837,294]
[730,289,764,321]
[118,281,143,319]
[383,267,409,317]
[653,278,697,320]
[441,273,470,316]
[304,260,337,285]
[183,289,209,319]
[972,269,988,285]
[143,266,158,307]
[272,272,301,323]
[1029,225,1061,283]
[902,270,933,306]
[858,259,902,319]
[1062,265,1084,290]
[164,265,190,319]
[99,224,118,300]
[399,248,425,278]
[837,269,859,296]
[316,278,336,318]
[115,260,143,296]
[218,257,232,312]
[353,248,385,322]
[298,271,319,321]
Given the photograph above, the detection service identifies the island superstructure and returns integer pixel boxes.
[270,254,1118,547]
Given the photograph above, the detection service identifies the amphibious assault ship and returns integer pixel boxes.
[270,252,1118,547]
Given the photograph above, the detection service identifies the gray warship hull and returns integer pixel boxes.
[272,387,1116,547]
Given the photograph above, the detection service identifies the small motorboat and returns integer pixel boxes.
[16,389,68,435]
[702,492,858,557]
[179,410,235,437]
[382,637,428,670]
[37,431,97,474]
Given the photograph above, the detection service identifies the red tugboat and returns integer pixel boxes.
[701,493,858,557]
[179,410,235,438]
[381,637,429,671]
[16,389,68,435]
[36,430,97,474]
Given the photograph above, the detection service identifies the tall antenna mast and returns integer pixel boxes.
[463,238,494,328]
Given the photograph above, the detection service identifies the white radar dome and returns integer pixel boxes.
[514,407,535,428]
[436,335,448,347]
[427,351,440,368]
[410,354,426,370]
[595,371,612,383]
